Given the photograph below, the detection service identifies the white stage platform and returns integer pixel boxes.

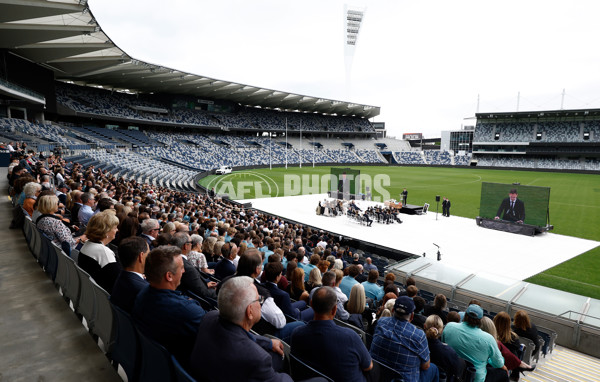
[241,194,600,282]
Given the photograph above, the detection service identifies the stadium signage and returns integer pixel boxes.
[207,172,391,201]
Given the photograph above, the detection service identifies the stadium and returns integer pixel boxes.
[1,1,600,381]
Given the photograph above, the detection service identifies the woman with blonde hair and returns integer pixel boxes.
[306,267,322,292]
[36,194,85,251]
[424,314,463,379]
[481,316,535,378]
[78,210,121,292]
[162,221,176,235]
[202,236,218,264]
[379,297,396,318]
[347,283,366,314]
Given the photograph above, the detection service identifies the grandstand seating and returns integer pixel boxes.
[393,151,425,165]
[473,121,595,144]
[72,151,198,192]
[56,82,374,133]
[424,150,452,165]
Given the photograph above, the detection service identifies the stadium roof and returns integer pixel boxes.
[0,0,381,119]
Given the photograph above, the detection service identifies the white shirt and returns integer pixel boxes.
[261,296,286,329]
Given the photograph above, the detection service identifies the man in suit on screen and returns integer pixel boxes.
[495,188,525,223]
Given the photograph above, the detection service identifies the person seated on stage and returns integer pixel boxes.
[362,211,373,227]
[389,207,403,223]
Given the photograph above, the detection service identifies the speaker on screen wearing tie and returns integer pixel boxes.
[494,188,526,223]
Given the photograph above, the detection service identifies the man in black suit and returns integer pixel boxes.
[401,188,408,205]
[495,188,525,223]
[263,262,313,322]
[111,236,149,313]
[69,190,83,227]
[442,197,451,217]
[139,218,160,250]
[189,276,291,381]
[172,232,217,299]
[214,242,238,281]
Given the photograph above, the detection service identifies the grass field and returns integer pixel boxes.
[200,165,600,299]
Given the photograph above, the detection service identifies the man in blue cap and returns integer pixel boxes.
[442,304,506,382]
[370,296,438,382]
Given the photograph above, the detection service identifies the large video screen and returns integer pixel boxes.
[479,182,550,227]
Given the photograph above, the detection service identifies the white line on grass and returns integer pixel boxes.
[538,274,600,290]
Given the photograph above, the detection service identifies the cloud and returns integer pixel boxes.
[89,0,600,138]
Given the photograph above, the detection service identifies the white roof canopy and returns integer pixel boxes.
[0,0,380,119]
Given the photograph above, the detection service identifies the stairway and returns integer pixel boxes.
[523,345,600,382]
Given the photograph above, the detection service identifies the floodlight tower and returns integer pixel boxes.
[344,5,366,99]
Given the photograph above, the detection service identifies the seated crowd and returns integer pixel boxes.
[8,145,540,382]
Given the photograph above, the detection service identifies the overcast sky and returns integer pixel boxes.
[89,0,600,138]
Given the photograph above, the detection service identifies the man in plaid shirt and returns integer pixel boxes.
[370,296,439,382]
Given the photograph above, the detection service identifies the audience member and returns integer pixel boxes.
[446,311,461,324]
[424,294,449,324]
[78,210,121,292]
[290,286,373,382]
[227,249,304,343]
[411,296,428,329]
[363,257,378,273]
[133,245,206,368]
[480,317,535,381]
[111,237,149,313]
[347,283,366,316]
[288,267,309,302]
[189,276,291,382]
[36,194,84,251]
[187,234,213,274]
[370,296,438,382]
[305,267,322,293]
[264,262,313,322]
[78,192,96,225]
[214,242,238,280]
[340,264,360,298]
[172,232,217,300]
[442,304,506,382]
[139,218,160,250]
[362,270,384,302]
[512,310,540,357]
[424,314,464,380]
